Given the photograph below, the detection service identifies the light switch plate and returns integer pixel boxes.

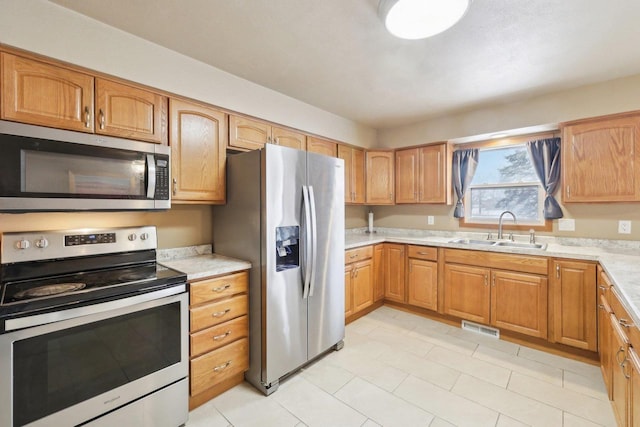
[427,216,434,225]
[619,220,632,234]
[558,218,575,231]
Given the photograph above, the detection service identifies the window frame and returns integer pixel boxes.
[457,133,555,232]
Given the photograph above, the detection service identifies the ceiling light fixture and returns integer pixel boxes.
[378,0,471,40]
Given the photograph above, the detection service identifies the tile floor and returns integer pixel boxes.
[187,306,616,427]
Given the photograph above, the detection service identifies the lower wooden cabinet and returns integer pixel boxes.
[407,245,438,311]
[629,348,640,427]
[550,260,597,351]
[610,313,630,426]
[383,243,406,302]
[188,270,249,409]
[443,263,490,324]
[373,244,385,302]
[443,249,548,339]
[345,246,374,319]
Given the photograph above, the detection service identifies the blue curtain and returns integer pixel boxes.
[452,149,479,218]
[526,138,563,219]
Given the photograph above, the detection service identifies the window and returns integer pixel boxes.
[464,144,545,226]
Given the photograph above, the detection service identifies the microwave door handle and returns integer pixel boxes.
[146,154,156,199]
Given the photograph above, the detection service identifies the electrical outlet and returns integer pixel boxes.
[558,218,575,231]
[619,220,632,234]
[427,216,434,225]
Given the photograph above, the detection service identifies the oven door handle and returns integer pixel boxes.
[4,285,186,332]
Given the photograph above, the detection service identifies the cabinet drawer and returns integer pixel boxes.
[190,315,249,357]
[190,271,248,305]
[610,287,640,348]
[444,248,548,275]
[190,337,249,396]
[407,245,437,261]
[190,294,248,332]
[345,246,373,264]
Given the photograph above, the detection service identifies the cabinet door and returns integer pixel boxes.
[384,244,406,303]
[366,151,395,205]
[490,270,547,338]
[395,148,418,203]
[96,79,168,144]
[352,147,366,204]
[229,115,269,151]
[337,145,353,203]
[345,265,354,318]
[1,53,94,132]
[373,244,385,302]
[418,144,449,203]
[610,314,630,427]
[562,115,640,202]
[550,260,597,351]
[352,260,373,313]
[629,348,640,427]
[407,258,438,311]
[443,263,490,324]
[170,99,227,203]
[272,126,306,150]
[307,136,337,157]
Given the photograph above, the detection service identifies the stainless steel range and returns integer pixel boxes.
[0,226,189,427]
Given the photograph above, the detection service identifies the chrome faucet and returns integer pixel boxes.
[497,211,517,240]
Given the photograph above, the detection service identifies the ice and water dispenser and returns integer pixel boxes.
[276,226,299,272]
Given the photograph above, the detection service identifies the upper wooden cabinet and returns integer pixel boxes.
[307,136,337,157]
[170,99,227,204]
[338,144,366,204]
[562,113,640,202]
[1,52,94,132]
[395,143,451,204]
[1,53,168,144]
[95,79,168,144]
[550,259,597,351]
[366,151,395,205]
[228,115,305,151]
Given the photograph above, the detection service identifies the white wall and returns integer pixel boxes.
[0,0,377,148]
[378,73,640,147]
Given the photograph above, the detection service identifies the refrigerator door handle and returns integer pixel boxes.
[308,185,318,297]
[302,185,312,299]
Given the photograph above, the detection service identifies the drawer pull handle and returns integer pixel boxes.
[619,318,633,328]
[417,252,430,255]
[213,331,232,341]
[349,254,357,259]
[213,284,231,292]
[213,361,232,372]
[616,347,626,365]
[598,285,608,290]
[212,309,231,318]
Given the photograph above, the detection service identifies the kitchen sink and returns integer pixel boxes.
[448,238,547,250]
[493,241,547,250]
[448,238,497,246]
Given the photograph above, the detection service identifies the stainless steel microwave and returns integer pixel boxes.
[0,120,171,211]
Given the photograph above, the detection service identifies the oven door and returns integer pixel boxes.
[0,120,170,211]
[0,287,188,427]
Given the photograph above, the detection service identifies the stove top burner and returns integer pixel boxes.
[14,282,87,299]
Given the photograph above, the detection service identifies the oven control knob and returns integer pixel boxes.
[128,233,137,241]
[35,238,49,249]
[15,239,30,250]
[140,233,149,241]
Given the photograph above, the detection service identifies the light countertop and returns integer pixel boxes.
[346,229,640,329]
[158,244,251,282]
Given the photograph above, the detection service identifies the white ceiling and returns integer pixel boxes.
[50,0,640,129]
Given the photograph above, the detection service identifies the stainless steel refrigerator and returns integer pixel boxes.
[213,143,345,395]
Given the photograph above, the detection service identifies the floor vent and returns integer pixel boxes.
[461,320,500,339]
